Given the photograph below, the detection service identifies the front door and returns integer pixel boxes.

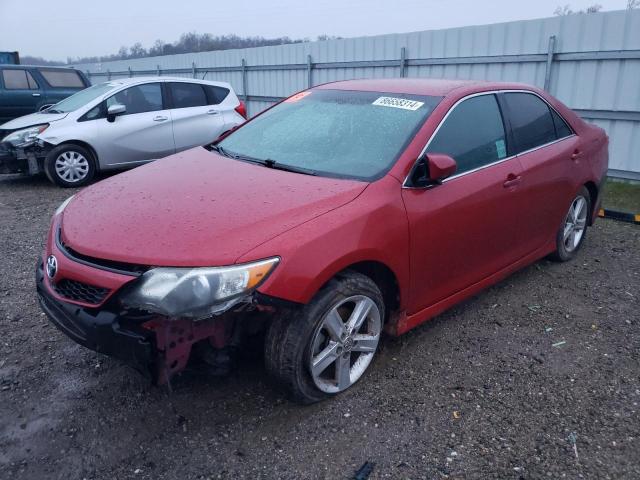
[402,93,529,314]
[95,82,175,167]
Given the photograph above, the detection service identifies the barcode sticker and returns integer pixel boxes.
[372,97,424,111]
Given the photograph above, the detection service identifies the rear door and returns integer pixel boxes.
[402,93,531,314]
[37,68,87,106]
[499,91,579,252]
[93,82,175,167]
[168,82,227,150]
[0,68,43,122]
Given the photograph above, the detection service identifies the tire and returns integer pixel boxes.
[265,270,385,404]
[550,186,591,262]
[44,143,96,188]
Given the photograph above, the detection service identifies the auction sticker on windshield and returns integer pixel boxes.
[285,91,312,103]
[372,97,424,111]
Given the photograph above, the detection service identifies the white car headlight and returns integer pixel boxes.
[55,195,75,216]
[2,124,49,147]
[121,257,279,319]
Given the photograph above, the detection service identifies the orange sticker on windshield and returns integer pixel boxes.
[285,91,312,103]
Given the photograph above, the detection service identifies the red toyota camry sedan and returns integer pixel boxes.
[37,79,608,403]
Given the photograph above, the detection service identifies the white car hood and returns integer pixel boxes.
[1,112,69,130]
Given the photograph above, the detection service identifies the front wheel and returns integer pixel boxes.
[550,186,591,262]
[45,144,96,188]
[265,271,384,404]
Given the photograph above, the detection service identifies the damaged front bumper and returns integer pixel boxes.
[37,259,156,379]
[0,141,44,175]
[36,259,240,385]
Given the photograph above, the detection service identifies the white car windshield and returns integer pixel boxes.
[46,83,117,114]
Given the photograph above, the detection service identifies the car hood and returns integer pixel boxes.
[61,148,367,267]
[1,111,69,130]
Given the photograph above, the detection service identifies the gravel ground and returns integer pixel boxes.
[0,173,638,480]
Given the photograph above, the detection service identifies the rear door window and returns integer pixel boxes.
[38,69,85,88]
[169,82,207,108]
[106,83,164,115]
[503,92,558,153]
[203,85,230,105]
[426,94,507,175]
[550,108,573,139]
[2,69,39,89]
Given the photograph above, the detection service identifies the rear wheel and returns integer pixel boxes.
[551,186,590,262]
[45,144,96,188]
[265,271,384,404]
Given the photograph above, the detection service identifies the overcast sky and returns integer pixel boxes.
[0,0,630,60]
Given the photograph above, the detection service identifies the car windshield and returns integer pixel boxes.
[218,89,441,181]
[46,82,117,113]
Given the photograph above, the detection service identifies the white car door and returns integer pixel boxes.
[94,82,175,167]
[168,81,227,151]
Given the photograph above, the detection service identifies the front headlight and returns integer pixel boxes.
[121,257,279,319]
[2,124,49,147]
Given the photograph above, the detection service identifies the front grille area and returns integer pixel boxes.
[52,279,110,305]
[57,228,147,276]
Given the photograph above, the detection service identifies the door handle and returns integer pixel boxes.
[207,109,219,115]
[503,174,522,188]
[571,149,582,161]
[32,93,41,97]
[153,115,169,122]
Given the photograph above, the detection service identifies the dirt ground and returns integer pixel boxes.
[0,174,638,480]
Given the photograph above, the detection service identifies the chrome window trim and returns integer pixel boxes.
[402,89,576,188]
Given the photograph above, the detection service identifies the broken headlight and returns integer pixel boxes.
[2,124,48,147]
[121,257,279,319]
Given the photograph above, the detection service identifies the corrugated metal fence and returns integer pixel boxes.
[74,9,640,179]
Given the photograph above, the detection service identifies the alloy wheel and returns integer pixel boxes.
[308,295,381,394]
[563,195,588,252]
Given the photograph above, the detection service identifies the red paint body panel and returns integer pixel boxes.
[241,175,411,307]
[61,151,366,267]
[401,157,529,314]
[43,218,137,308]
[46,78,609,338]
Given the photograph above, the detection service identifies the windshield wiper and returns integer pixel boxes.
[262,159,317,176]
[215,149,317,176]
[209,143,233,157]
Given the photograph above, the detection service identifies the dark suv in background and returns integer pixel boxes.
[0,65,90,123]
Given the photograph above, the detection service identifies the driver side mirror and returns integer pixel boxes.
[408,153,457,188]
[107,104,126,122]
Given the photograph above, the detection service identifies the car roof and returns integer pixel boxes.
[92,76,232,88]
[314,78,533,97]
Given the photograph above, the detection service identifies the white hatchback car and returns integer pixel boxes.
[0,77,246,186]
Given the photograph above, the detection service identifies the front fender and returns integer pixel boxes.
[237,175,410,308]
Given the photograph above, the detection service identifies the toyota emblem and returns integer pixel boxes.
[46,255,58,279]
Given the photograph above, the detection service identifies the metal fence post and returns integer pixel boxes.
[307,54,313,88]
[86,70,91,82]
[400,47,407,78]
[192,62,197,78]
[128,66,132,78]
[107,70,111,80]
[241,58,248,101]
[544,35,556,92]
[157,65,161,76]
